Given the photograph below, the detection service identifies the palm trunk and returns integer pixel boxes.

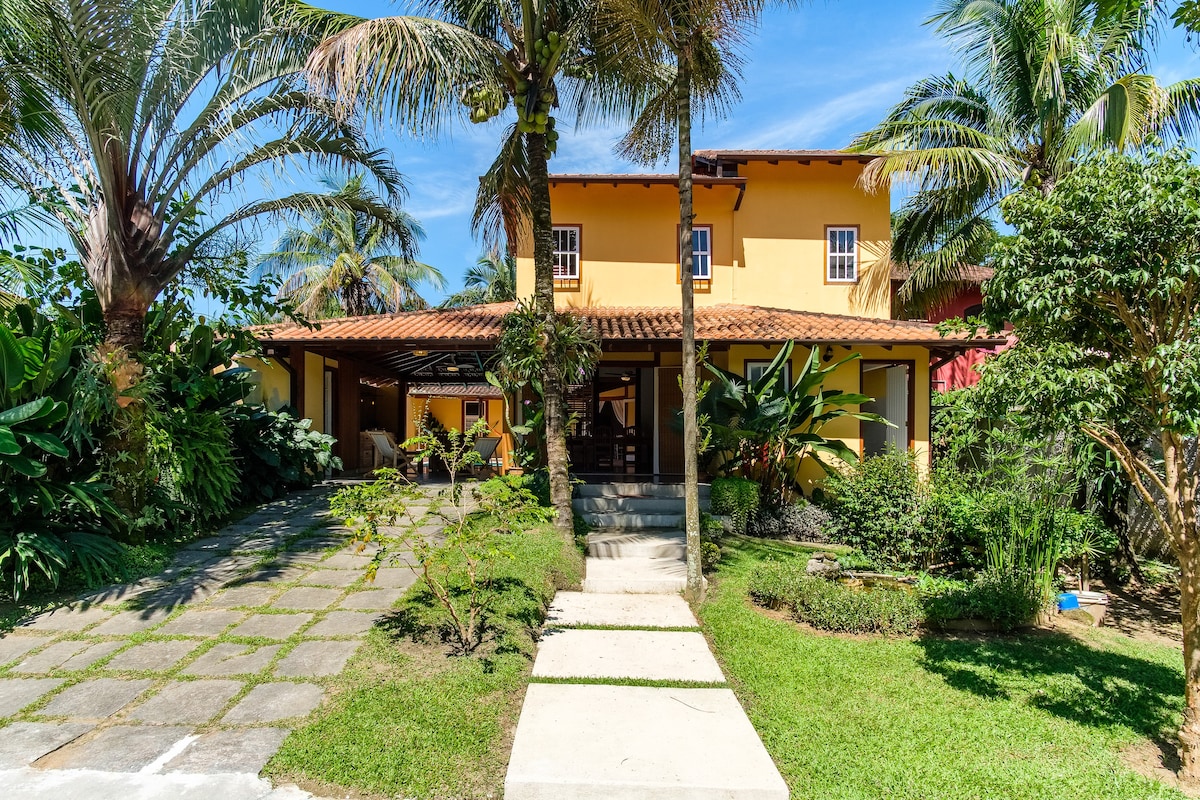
[100,305,149,540]
[677,59,703,603]
[526,130,573,537]
[1164,431,1200,781]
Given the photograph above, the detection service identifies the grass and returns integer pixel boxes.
[266,521,584,800]
[700,536,1187,800]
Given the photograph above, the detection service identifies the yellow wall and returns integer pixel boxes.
[233,356,291,411]
[515,161,892,318]
[407,394,513,471]
[304,352,328,433]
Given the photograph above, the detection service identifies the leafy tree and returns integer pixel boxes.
[851,0,1200,314]
[440,250,517,308]
[307,0,633,537]
[259,176,444,317]
[593,0,769,600]
[984,145,1200,779]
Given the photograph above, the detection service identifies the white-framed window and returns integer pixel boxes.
[681,225,712,280]
[827,226,858,283]
[745,360,791,387]
[553,226,580,280]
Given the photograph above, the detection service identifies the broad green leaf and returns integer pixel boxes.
[19,431,69,457]
[0,397,51,426]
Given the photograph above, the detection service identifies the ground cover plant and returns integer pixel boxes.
[702,536,1188,799]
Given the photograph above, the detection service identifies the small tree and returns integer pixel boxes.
[986,145,1200,779]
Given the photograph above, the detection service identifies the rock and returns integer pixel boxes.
[806,556,841,578]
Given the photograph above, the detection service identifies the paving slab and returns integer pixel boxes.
[546,592,699,628]
[157,610,246,637]
[37,724,193,772]
[231,613,313,640]
[138,579,221,609]
[288,535,344,551]
[369,567,418,589]
[299,569,361,588]
[271,550,331,567]
[339,588,403,611]
[57,640,125,671]
[206,585,279,609]
[504,684,788,800]
[0,721,94,768]
[0,677,64,716]
[182,536,240,553]
[131,680,243,724]
[0,766,326,799]
[90,609,172,636]
[170,550,220,569]
[12,640,93,673]
[231,537,283,554]
[271,587,343,610]
[222,682,324,724]
[0,634,52,666]
[104,639,199,672]
[305,611,378,638]
[163,727,290,774]
[582,556,690,594]
[37,678,153,720]
[241,564,313,584]
[19,604,113,633]
[181,643,281,677]
[80,580,163,604]
[273,641,360,678]
[531,629,724,683]
[319,553,372,570]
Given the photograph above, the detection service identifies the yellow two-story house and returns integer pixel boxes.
[253,149,999,482]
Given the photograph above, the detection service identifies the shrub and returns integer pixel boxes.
[701,541,722,572]
[148,407,238,527]
[747,501,831,541]
[922,569,1045,631]
[232,406,340,503]
[748,560,924,635]
[823,449,934,569]
[709,476,760,535]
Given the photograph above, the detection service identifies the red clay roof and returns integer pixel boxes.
[255,303,1002,348]
[549,174,745,186]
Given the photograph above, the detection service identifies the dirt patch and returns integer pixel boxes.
[1122,737,1200,797]
[1101,582,1183,649]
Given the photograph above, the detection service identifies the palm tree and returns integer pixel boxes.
[0,0,405,512]
[307,0,637,537]
[259,176,444,318]
[594,0,770,602]
[440,250,517,307]
[851,0,1200,313]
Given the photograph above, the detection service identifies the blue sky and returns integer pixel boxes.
[302,0,1200,308]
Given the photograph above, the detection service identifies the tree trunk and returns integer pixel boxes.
[526,130,573,538]
[677,60,703,603]
[1163,431,1200,782]
[100,306,149,540]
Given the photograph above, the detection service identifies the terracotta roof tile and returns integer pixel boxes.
[255,303,1002,348]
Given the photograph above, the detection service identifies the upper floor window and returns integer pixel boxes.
[679,225,712,281]
[745,360,791,387]
[553,225,581,281]
[826,226,858,283]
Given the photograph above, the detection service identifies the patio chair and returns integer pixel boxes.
[471,436,502,477]
[366,430,413,476]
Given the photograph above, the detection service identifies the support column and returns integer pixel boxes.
[336,359,362,470]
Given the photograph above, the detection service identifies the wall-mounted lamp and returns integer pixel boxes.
[822,345,834,363]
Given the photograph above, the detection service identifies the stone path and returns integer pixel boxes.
[0,485,426,799]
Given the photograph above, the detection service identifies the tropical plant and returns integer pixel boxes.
[441,250,518,308]
[231,406,340,502]
[0,0,406,513]
[709,475,760,535]
[850,0,1200,313]
[702,341,883,508]
[980,145,1200,776]
[258,175,443,317]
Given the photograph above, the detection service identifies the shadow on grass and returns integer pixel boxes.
[915,631,1184,741]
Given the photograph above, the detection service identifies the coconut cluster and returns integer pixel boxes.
[462,84,508,124]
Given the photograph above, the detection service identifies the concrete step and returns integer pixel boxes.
[573,496,685,514]
[587,529,685,559]
[576,482,711,500]
[546,592,699,628]
[582,512,684,530]
[533,629,725,682]
[504,683,789,800]
[583,556,693,594]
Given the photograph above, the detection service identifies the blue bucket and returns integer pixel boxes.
[1057,593,1080,611]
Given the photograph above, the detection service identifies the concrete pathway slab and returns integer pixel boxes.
[305,611,378,638]
[0,677,64,716]
[319,553,372,570]
[274,640,360,677]
[206,586,278,609]
[37,679,153,720]
[222,682,324,724]
[181,643,280,677]
[369,567,418,590]
[532,629,724,682]
[338,588,403,611]
[157,610,246,637]
[298,569,361,588]
[130,680,243,724]
[546,592,698,628]
[504,684,788,800]
[231,613,313,640]
[37,725,192,772]
[57,640,125,671]
[582,556,688,594]
[0,721,93,768]
[105,640,199,672]
[90,609,171,636]
[19,604,113,633]
[0,767,331,800]
[271,587,342,610]
[163,727,289,774]
[0,634,54,665]
[12,640,93,673]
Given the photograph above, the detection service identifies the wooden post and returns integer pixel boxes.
[336,359,362,470]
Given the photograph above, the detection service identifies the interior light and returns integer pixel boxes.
[446,366,460,373]
[412,349,429,357]
[621,374,631,382]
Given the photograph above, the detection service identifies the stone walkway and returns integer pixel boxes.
[0,485,428,799]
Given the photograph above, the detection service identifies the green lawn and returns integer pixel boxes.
[267,522,583,800]
[700,536,1186,800]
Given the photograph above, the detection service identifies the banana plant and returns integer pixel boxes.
[701,341,888,506]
